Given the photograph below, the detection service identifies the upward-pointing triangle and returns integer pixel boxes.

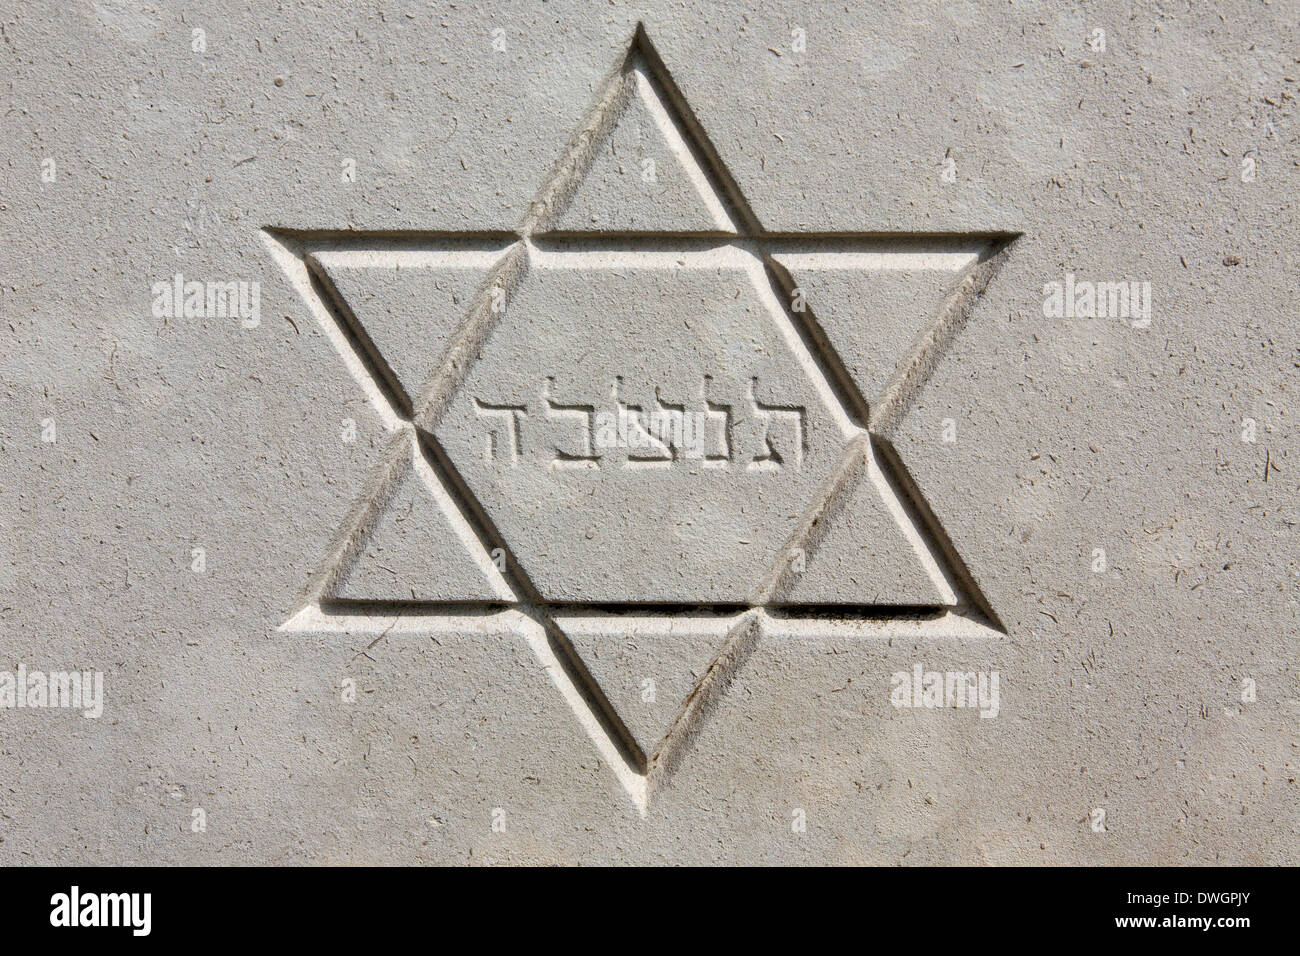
[551,61,735,233]
[771,442,956,607]
[326,435,512,604]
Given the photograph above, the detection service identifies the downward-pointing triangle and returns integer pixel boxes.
[559,617,736,764]
[771,252,979,406]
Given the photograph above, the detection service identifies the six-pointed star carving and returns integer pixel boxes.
[269,25,1012,812]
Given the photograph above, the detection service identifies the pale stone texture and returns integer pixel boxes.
[0,0,1296,864]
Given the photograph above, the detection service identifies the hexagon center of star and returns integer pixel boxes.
[430,244,856,604]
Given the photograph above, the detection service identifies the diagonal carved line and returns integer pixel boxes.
[408,434,517,601]
[521,21,759,238]
[519,35,637,236]
[296,430,411,607]
[761,237,1003,431]
[870,435,1005,633]
[269,231,522,433]
[750,432,872,605]
[741,250,859,444]
[750,431,1002,629]
[305,253,414,419]
[410,242,530,433]
[547,611,751,794]
[417,429,650,775]
[281,601,650,813]
[760,252,871,429]
[864,435,958,605]
[626,42,734,232]
[870,235,1018,436]
[762,439,880,605]
[632,23,763,235]
[509,612,648,812]
[416,429,537,603]
[296,430,520,611]
[526,610,649,774]
[261,229,403,430]
[648,609,763,785]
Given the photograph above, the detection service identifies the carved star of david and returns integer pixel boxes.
[268,24,1013,813]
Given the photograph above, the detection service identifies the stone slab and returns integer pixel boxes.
[0,1,1295,866]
